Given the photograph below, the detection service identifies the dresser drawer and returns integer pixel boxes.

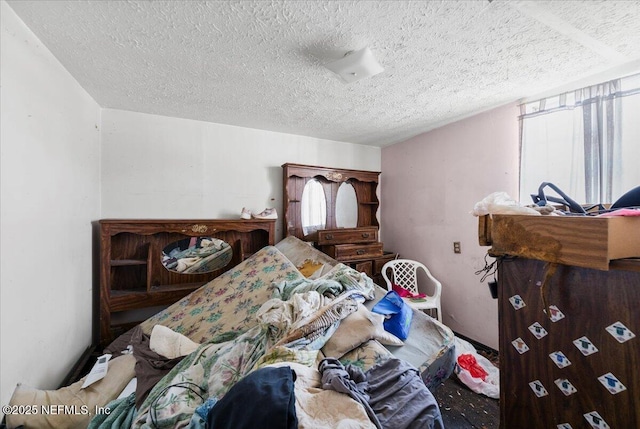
[373,252,398,275]
[354,261,373,277]
[323,242,384,261]
[317,227,378,245]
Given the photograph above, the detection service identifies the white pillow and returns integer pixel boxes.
[150,324,200,359]
[322,304,403,359]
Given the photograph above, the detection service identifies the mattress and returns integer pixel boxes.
[8,237,454,429]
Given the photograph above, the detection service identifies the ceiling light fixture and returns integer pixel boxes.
[324,47,384,84]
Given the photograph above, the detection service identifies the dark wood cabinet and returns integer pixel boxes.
[98,219,275,346]
[498,258,640,428]
[479,214,640,427]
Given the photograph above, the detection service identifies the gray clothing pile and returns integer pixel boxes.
[319,357,444,429]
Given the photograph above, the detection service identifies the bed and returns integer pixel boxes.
[6,236,455,429]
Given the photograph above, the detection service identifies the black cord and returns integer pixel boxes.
[475,254,513,283]
[149,381,206,428]
[475,253,498,283]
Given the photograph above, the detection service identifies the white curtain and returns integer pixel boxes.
[520,73,640,205]
[578,81,622,203]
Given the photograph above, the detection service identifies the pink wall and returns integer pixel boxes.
[381,103,520,349]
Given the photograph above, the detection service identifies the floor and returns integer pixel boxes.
[434,345,500,429]
[434,375,499,429]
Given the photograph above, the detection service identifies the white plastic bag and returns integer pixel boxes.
[472,191,540,216]
[453,337,499,399]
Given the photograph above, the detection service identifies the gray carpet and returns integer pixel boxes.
[434,375,499,429]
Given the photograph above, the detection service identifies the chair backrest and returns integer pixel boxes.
[381,259,442,299]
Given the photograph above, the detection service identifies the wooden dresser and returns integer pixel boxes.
[98,219,275,346]
[316,226,396,285]
[479,214,640,428]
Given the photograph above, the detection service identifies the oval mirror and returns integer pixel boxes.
[336,182,358,228]
[301,178,327,235]
[162,237,232,274]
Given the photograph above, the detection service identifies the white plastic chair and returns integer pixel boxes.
[381,259,443,322]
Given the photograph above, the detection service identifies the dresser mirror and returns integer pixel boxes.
[336,182,358,228]
[301,178,327,235]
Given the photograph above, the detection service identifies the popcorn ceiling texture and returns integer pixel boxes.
[7,0,640,146]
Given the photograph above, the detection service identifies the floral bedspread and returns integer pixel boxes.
[140,246,303,343]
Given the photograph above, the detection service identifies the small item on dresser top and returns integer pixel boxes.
[530,182,587,215]
[240,207,252,219]
[609,184,640,209]
[597,207,640,217]
[472,191,540,216]
[253,207,278,219]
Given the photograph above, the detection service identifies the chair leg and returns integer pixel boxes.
[422,308,441,322]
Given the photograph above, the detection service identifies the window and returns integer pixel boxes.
[519,73,640,205]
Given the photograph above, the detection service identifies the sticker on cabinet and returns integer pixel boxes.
[605,322,635,343]
[573,336,599,356]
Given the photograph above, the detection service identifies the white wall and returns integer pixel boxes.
[100,109,381,240]
[0,1,102,407]
[381,104,520,349]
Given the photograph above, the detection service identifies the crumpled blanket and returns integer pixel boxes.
[273,291,360,349]
[133,326,268,429]
[132,291,360,429]
[268,362,376,429]
[319,358,381,429]
[366,358,444,429]
[319,358,445,429]
[256,291,332,340]
[272,263,376,301]
[87,393,137,429]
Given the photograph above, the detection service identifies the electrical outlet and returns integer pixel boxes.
[453,241,461,254]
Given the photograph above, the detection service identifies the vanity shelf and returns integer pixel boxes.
[110,259,147,266]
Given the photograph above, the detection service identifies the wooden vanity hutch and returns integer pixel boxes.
[282,163,397,285]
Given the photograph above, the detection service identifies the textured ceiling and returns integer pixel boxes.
[7,0,640,146]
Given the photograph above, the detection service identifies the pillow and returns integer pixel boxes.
[322,304,403,359]
[297,259,324,279]
[339,339,393,371]
[150,324,200,359]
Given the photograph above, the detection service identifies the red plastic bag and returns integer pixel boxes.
[457,353,488,381]
[392,283,426,299]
